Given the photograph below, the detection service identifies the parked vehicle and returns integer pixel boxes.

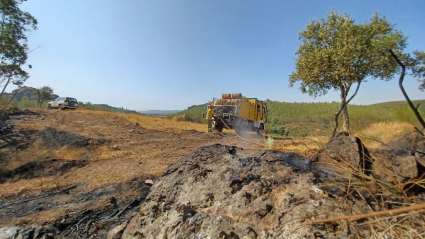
[204,93,268,135]
[47,97,78,110]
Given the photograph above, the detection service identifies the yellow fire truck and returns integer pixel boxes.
[207,93,268,135]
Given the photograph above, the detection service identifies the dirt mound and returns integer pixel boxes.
[118,144,364,238]
[314,132,373,177]
[0,159,87,183]
[37,127,109,149]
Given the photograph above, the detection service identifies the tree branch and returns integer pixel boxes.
[389,48,425,129]
[302,202,425,225]
[0,75,12,94]
[0,87,19,113]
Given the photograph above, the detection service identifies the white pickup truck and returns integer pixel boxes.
[47,97,78,110]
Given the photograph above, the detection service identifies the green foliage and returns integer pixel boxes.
[35,86,54,108]
[168,103,207,123]
[289,11,406,132]
[18,95,36,108]
[266,99,339,125]
[412,50,425,91]
[266,125,289,136]
[0,0,38,93]
[289,11,406,96]
[79,102,144,115]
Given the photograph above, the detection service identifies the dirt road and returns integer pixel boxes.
[0,110,265,238]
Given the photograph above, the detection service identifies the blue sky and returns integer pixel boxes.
[18,0,425,111]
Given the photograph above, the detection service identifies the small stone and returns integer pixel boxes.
[109,197,117,205]
[135,122,140,127]
[112,145,120,150]
[145,179,154,185]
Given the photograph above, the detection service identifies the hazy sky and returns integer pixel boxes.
[18,0,425,111]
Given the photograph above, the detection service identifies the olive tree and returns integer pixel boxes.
[412,50,425,92]
[0,0,37,94]
[289,11,406,137]
[35,86,54,108]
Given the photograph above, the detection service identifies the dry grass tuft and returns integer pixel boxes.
[311,134,425,238]
[357,121,415,148]
[271,136,327,157]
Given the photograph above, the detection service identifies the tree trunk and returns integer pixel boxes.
[389,49,425,129]
[1,75,12,95]
[331,80,362,139]
[332,103,344,139]
[342,102,350,133]
[0,88,18,113]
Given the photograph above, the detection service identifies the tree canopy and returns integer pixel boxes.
[35,86,54,108]
[0,0,37,94]
[289,11,406,135]
[412,50,425,91]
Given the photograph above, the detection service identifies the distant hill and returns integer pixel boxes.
[168,103,209,123]
[78,102,143,115]
[3,86,59,101]
[140,110,181,115]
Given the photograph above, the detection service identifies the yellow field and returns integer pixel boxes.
[356,121,417,148]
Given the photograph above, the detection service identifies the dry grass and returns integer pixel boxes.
[5,145,92,171]
[271,136,327,157]
[77,109,208,132]
[357,121,416,148]
[311,133,425,238]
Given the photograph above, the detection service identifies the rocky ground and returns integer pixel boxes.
[0,109,269,238]
[1,109,425,238]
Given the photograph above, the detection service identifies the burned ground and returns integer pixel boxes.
[1,109,424,238]
[0,158,87,183]
[0,109,265,238]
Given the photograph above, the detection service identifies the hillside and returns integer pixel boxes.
[168,103,208,122]
[173,99,425,137]
[3,86,59,102]
[78,102,143,115]
[2,87,143,115]
[140,110,181,115]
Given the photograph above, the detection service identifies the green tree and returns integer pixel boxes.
[18,95,35,108]
[289,11,406,137]
[0,0,37,95]
[411,50,425,92]
[35,86,54,108]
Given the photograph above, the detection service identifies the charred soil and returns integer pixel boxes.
[0,109,255,238]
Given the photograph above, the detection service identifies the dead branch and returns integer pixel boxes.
[0,184,77,208]
[115,199,135,218]
[302,202,425,225]
[389,49,425,129]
